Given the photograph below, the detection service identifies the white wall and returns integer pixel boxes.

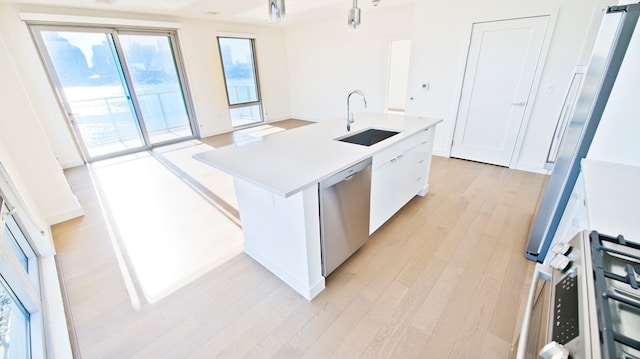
[178,18,291,136]
[0,0,628,222]
[0,4,84,169]
[286,5,415,121]
[406,0,614,172]
[285,0,614,173]
[0,33,82,225]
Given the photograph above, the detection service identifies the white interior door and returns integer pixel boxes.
[451,16,549,166]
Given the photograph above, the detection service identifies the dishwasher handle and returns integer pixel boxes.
[320,157,372,189]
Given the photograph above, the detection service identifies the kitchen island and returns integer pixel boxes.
[195,113,442,299]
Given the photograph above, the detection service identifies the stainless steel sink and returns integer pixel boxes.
[336,128,399,146]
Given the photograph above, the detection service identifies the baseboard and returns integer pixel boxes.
[59,159,84,170]
[432,149,450,158]
[46,206,84,226]
[244,243,325,301]
[264,115,291,123]
[513,162,550,175]
[53,255,82,359]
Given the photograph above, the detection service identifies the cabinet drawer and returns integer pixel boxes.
[406,151,429,190]
[372,128,430,170]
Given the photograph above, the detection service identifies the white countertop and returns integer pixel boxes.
[195,113,442,197]
[581,158,640,243]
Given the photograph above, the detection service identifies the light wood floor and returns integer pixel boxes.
[52,120,546,358]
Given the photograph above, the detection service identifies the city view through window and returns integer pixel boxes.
[35,28,194,160]
[218,37,263,127]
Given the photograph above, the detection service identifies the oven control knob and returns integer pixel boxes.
[550,242,572,255]
[549,254,571,273]
[539,341,569,359]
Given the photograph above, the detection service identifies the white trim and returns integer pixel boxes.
[217,31,257,39]
[514,162,550,175]
[432,149,450,158]
[45,207,84,227]
[19,12,181,29]
[40,256,73,359]
[59,159,85,170]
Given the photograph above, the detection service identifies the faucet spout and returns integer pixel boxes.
[346,90,367,131]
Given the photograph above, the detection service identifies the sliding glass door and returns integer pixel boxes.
[31,26,196,162]
[118,33,193,144]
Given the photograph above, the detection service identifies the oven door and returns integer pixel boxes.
[513,263,553,359]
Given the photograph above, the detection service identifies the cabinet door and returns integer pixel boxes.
[369,128,436,234]
[370,154,419,233]
[370,157,404,233]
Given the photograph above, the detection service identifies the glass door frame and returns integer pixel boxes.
[29,25,199,163]
[117,29,199,146]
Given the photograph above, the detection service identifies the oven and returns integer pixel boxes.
[514,230,640,359]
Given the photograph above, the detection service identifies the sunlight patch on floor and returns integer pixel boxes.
[153,140,239,221]
[90,152,244,304]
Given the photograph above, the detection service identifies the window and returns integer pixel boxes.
[0,279,31,359]
[0,195,44,358]
[217,37,263,127]
[31,26,197,162]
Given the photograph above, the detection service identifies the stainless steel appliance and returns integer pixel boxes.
[515,230,640,358]
[319,158,372,276]
[526,3,640,263]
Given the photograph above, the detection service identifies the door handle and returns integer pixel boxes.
[1,206,16,220]
[510,101,526,107]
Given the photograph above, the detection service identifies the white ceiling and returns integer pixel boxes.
[3,0,415,25]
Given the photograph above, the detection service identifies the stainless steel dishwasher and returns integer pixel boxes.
[319,157,372,276]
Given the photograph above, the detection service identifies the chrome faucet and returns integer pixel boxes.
[346,90,367,132]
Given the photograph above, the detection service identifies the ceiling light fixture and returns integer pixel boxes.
[348,0,361,30]
[268,0,286,24]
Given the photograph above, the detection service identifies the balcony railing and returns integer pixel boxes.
[70,90,190,148]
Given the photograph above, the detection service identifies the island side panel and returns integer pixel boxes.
[417,125,436,196]
[234,178,325,300]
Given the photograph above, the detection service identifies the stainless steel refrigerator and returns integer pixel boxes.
[526,3,640,263]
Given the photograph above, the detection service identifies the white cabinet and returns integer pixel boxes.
[370,127,435,233]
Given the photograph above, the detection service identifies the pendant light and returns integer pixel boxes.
[348,0,361,30]
[268,0,286,24]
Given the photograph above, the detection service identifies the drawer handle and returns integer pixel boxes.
[390,154,404,163]
[416,176,422,181]
[419,159,425,164]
